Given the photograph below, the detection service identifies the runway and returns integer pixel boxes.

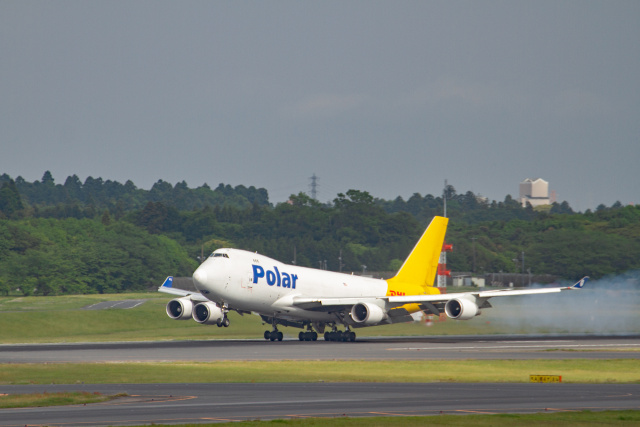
[1,382,639,426]
[1,334,639,363]
[1,335,638,426]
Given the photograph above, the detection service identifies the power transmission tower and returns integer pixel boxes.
[309,174,319,200]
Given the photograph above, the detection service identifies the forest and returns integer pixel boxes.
[1,172,639,295]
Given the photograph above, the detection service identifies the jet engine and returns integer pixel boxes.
[166,297,194,320]
[350,302,387,325]
[444,297,479,320]
[192,302,225,325]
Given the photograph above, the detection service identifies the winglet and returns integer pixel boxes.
[160,276,174,289]
[569,276,589,289]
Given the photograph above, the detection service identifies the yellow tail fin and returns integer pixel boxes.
[387,216,448,293]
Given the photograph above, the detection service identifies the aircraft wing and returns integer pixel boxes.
[386,276,588,306]
[292,277,588,314]
[157,276,209,302]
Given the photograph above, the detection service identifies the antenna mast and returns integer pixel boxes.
[443,178,447,218]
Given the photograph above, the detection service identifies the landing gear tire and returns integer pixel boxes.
[323,330,356,342]
[222,317,230,327]
[266,330,283,341]
[299,331,318,341]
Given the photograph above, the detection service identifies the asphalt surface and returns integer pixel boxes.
[1,382,639,426]
[82,300,148,310]
[1,335,638,426]
[1,334,639,363]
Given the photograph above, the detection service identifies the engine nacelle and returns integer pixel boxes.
[166,297,194,320]
[445,297,480,320]
[350,302,387,325]
[192,302,225,325]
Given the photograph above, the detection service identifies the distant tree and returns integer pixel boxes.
[41,171,55,186]
[334,189,374,208]
[0,179,24,217]
[406,193,424,217]
[63,175,84,202]
[101,210,111,226]
[149,180,174,202]
[503,194,521,208]
[136,201,180,234]
[288,192,321,208]
[550,201,574,215]
[444,184,457,200]
[0,278,9,295]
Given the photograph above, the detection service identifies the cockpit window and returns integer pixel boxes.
[211,253,229,258]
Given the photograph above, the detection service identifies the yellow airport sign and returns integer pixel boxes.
[530,375,562,383]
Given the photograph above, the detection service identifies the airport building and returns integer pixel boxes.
[519,178,551,207]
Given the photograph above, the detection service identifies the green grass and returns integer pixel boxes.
[126,411,640,427]
[0,391,120,408]
[1,291,639,343]
[1,359,638,385]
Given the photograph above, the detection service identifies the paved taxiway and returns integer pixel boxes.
[1,383,639,426]
[1,334,639,363]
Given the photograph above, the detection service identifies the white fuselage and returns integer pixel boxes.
[192,248,388,322]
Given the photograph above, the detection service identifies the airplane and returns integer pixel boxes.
[159,216,588,342]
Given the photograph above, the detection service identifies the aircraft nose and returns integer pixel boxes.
[193,268,208,287]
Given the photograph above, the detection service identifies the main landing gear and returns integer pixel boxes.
[324,328,356,342]
[298,330,318,341]
[263,329,283,341]
[264,317,283,341]
[260,319,356,343]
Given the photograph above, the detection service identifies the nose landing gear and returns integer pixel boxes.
[216,304,230,328]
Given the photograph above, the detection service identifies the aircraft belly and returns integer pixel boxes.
[267,306,336,323]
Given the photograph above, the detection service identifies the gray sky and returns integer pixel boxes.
[1,1,638,211]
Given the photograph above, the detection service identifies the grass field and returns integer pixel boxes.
[1,359,638,385]
[1,290,639,343]
[0,391,119,408]
[132,411,640,427]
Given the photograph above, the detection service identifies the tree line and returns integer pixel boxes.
[0,172,638,295]
[0,171,269,217]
